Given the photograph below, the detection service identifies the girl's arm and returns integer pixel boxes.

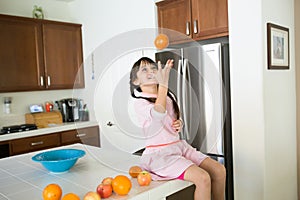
[154,59,174,113]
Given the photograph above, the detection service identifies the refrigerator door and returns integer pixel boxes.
[181,46,206,143]
[155,49,185,139]
[155,44,225,157]
[155,49,182,97]
[200,43,225,157]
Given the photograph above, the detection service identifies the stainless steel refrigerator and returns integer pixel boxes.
[155,41,233,200]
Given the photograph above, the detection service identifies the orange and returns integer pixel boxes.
[43,183,62,200]
[62,193,80,200]
[129,166,142,178]
[112,175,132,195]
[154,34,169,50]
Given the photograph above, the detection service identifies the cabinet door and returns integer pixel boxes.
[61,126,100,147]
[10,133,60,155]
[0,15,44,92]
[157,0,192,44]
[42,21,84,89]
[191,0,228,40]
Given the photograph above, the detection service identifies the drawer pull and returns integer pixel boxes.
[31,141,44,146]
[76,133,86,138]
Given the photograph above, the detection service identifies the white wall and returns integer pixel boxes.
[262,0,297,199]
[229,0,297,199]
[0,0,71,21]
[228,1,266,199]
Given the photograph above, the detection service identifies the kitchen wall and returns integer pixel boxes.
[262,0,296,199]
[0,0,298,199]
[229,0,297,199]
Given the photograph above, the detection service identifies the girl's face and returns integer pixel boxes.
[133,61,158,87]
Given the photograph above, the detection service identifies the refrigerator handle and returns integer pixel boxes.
[182,58,191,141]
[177,59,183,109]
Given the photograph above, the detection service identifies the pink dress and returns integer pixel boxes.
[134,91,208,181]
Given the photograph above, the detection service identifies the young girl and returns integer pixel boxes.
[129,57,226,200]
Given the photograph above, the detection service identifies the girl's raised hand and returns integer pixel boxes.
[155,59,174,88]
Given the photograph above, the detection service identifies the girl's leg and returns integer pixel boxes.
[184,164,211,200]
[200,158,226,200]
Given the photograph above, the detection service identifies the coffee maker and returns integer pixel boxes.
[55,98,83,122]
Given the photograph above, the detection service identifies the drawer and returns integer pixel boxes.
[11,133,60,155]
[61,126,100,147]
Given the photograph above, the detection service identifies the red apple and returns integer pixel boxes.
[83,191,101,200]
[137,171,152,186]
[101,177,113,185]
[96,183,113,198]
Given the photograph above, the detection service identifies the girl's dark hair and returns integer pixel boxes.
[129,57,180,119]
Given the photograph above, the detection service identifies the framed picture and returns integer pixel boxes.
[267,23,289,69]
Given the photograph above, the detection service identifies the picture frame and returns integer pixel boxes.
[267,23,289,69]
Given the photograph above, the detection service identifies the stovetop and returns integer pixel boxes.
[0,124,37,135]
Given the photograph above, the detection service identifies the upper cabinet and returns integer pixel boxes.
[0,14,84,93]
[156,0,228,44]
[42,21,84,89]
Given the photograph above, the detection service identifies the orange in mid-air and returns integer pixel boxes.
[129,166,143,178]
[43,183,62,200]
[112,175,132,195]
[154,34,169,50]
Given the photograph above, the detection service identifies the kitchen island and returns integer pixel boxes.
[0,143,194,200]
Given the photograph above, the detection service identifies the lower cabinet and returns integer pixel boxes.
[166,184,195,200]
[0,142,10,158]
[61,126,100,147]
[11,133,60,155]
[8,125,100,156]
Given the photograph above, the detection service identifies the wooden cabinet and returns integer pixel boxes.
[8,125,100,156]
[10,133,60,155]
[0,14,84,92]
[0,15,44,92]
[156,0,228,44]
[0,142,10,158]
[61,126,100,147]
[42,21,84,89]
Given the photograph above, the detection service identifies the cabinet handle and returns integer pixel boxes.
[186,21,190,35]
[193,20,198,34]
[40,76,44,86]
[31,141,44,146]
[76,133,87,138]
[47,76,51,86]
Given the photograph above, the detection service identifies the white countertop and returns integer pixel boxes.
[0,144,193,200]
[0,121,99,142]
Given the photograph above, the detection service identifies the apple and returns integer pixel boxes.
[137,171,152,186]
[83,191,101,200]
[96,183,113,198]
[101,177,113,185]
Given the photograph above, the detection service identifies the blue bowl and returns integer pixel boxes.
[32,149,85,173]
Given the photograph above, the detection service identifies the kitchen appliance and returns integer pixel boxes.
[0,124,37,134]
[55,98,82,122]
[155,41,233,199]
[29,104,44,113]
